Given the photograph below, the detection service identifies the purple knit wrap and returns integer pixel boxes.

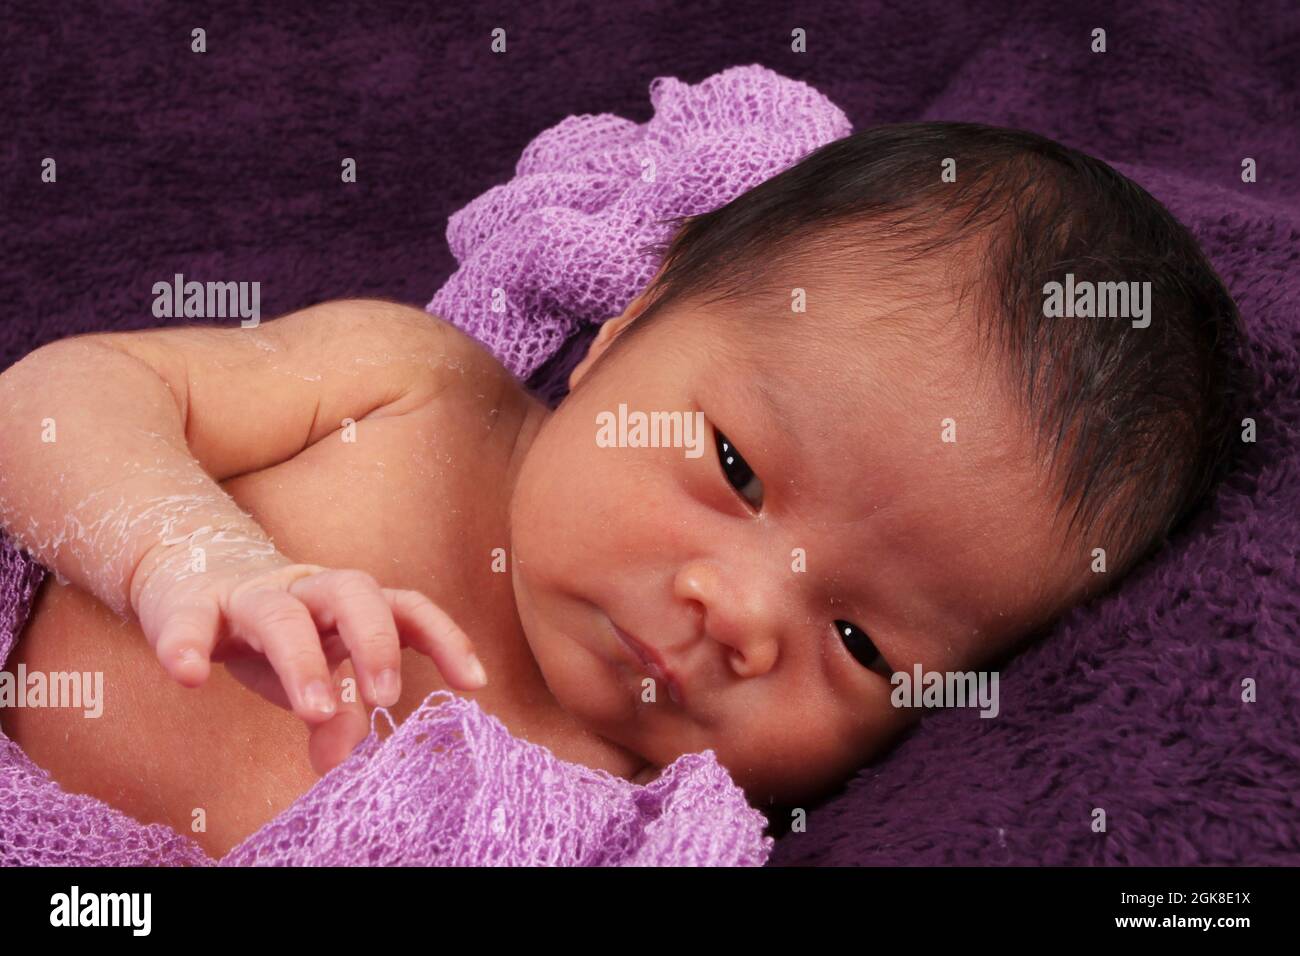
[426,64,852,379]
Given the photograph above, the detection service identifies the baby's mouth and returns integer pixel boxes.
[609,619,685,705]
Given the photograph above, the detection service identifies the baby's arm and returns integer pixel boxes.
[0,300,485,727]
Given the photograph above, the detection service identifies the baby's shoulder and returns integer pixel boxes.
[357,304,526,410]
[430,314,519,381]
[398,310,539,448]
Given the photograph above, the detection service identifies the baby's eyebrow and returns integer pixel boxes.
[734,375,803,455]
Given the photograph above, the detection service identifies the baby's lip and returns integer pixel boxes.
[610,620,685,705]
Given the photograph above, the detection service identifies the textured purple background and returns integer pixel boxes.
[3,1,1298,865]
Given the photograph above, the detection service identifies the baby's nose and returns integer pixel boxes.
[673,559,782,677]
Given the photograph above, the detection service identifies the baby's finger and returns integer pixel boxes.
[226,588,337,722]
[383,588,487,689]
[152,597,221,688]
[308,685,370,776]
[288,571,402,708]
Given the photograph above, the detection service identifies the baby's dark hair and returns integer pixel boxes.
[629,122,1252,580]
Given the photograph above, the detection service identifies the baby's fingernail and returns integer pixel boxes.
[304,681,336,715]
[375,669,400,705]
[467,655,488,686]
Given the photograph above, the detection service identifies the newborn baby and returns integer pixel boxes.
[0,122,1244,858]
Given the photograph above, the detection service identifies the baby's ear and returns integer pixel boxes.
[567,305,641,391]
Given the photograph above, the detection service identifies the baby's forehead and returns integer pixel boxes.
[727,255,978,363]
[726,299,1010,452]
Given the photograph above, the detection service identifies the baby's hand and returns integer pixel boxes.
[131,542,488,726]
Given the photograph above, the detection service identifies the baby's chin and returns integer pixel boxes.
[554,670,854,806]
[533,640,652,734]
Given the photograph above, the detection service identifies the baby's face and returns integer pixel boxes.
[507,287,1090,808]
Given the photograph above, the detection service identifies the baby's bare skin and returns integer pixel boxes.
[0,303,641,858]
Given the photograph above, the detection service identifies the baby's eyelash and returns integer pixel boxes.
[834,620,892,677]
[714,428,764,510]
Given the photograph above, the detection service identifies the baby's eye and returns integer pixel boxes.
[835,620,891,677]
[714,428,764,510]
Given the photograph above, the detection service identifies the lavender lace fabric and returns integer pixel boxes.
[0,531,772,865]
[426,64,852,379]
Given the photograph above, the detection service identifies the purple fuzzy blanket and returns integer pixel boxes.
[3,1,1297,865]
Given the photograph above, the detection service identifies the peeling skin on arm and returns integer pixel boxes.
[128,523,282,620]
[0,337,281,621]
[2,460,278,621]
